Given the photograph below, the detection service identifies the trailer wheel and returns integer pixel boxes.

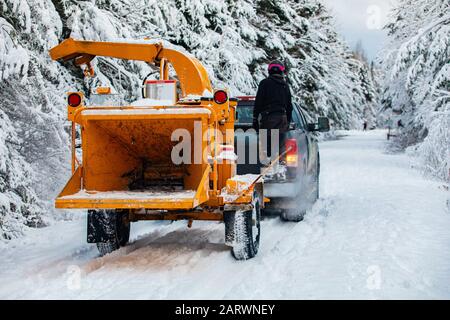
[88,210,130,256]
[224,193,261,261]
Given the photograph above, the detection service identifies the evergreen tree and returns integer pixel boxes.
[381,0,449,181]
[0,0,379,238]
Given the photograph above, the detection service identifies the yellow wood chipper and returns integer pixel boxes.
[50,38,265,260]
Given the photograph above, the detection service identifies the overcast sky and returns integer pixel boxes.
[322,0,397,61]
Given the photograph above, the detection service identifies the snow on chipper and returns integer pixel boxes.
[50,38,265,260]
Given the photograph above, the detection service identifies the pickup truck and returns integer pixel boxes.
[234,96,330,221]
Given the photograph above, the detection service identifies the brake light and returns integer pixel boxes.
[214,90,228,104]
[68,93,82,107]
[285,139,298,167]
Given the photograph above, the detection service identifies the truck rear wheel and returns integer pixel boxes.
[281,208,306,222]
[88,210,130,256]
[224,194,261,261]
[282,156,320,222]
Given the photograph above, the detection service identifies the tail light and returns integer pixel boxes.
[214,90,228,104]
[68,93,82,107]
[285,139,298,167]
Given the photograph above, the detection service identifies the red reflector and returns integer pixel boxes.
[214,90,228,104]
[68,93,82,107]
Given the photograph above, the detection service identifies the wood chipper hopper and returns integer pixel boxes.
[50,38,265,260]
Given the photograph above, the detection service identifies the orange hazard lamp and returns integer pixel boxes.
[96,87,111,95]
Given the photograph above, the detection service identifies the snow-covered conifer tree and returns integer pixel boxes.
[381,0,449,181]
[0,0,379,238]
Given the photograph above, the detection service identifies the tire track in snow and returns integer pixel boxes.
[1,130,449,299]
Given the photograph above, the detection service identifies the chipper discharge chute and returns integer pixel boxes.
[50,38,265,260]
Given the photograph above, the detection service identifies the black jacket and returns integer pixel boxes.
[253,74,293,126]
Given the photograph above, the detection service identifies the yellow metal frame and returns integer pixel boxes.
[49,38,212,97]
[50,39,258,218]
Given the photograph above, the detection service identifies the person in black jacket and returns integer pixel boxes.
[253,60,293,158]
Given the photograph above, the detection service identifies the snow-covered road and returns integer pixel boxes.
[1,130,449,299]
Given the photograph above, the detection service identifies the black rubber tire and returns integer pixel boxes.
[280,155,320,222]
[281,208,306,222]
[95,210,130,256]
[224,194,261,261]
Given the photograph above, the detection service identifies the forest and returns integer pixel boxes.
[0,0,448,239]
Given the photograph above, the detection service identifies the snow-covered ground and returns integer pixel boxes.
[1,130,449,299]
